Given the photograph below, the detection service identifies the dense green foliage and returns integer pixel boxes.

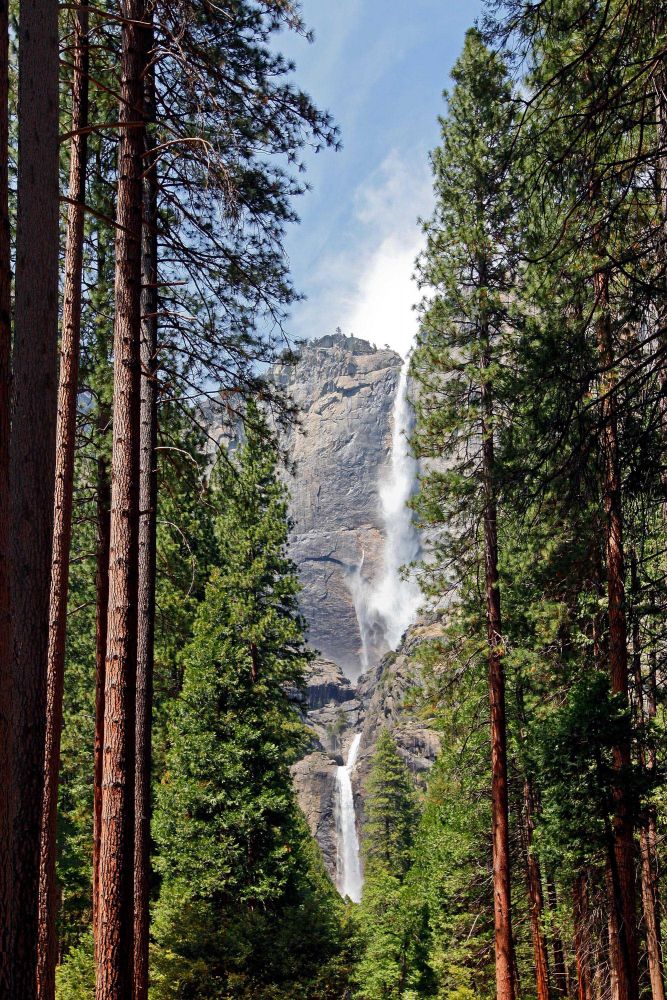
[51,3,667,999]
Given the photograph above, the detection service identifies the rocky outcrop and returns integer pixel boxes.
[291,752,340,874]
[293,621,442,881]
[272,333,403,679]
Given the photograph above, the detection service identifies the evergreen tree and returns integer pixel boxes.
[411,28,520,1000]
[151,406,349,997]
[355,729,432,999]
[362,728,417,877]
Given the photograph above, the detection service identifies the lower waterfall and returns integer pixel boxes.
[335,733,363,902]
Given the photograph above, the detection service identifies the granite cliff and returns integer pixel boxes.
[272,333,403,680]
[275,333,441,887]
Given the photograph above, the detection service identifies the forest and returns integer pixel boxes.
[1,0,667,999]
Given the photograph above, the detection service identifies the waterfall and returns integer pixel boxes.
[335,733,363,902]
[369,355,422,648]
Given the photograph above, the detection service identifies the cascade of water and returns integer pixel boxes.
[348,355,421,668]
[369,355,422,647]
[335,733,363,902]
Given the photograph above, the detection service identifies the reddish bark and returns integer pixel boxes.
[547,878,569,998]
[480,322,516,1000]
[573,874,593,1000]
[10,0,61,989]
[93,404,111,965]
[96,0,149,993]
[36,10,89,996]
[521,780,550,1000]
[629,558,665,1000]
[133,26,158,996]
[595,266,638,1000]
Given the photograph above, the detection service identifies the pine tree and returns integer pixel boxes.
[151,405,346,996]
[411,29,519,1000]
[11,0,61,988]
[37,8,90,995]
[362,729,417,877]
[355,729,432,999]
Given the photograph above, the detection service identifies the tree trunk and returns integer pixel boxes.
[520,779,551,1000]
[96,0,149,994]
[11,0,61,990]
[629,557,665,1000]
[547,878,569,998]
[36,10,89,996]
[653,63,667,540]
[573,874,593,1000]
[0,0,12,988]
[594,265,638,1000]
[133,25,158,997]
[93,404,111,965]
[480,320,516,1000]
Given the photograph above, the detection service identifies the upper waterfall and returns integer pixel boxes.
[351,354,422,667]
[369,355,422,647]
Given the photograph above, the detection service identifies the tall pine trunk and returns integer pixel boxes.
[36,10,89,996]
[520,779,550,1000]
[0,0,12,989]
[96,1,148,993]
[654,55,667,542]
[11,0,61,990]
[480,318,516,1000]
[594,265,638,1000]
[573,874,593,1000]
[629,556,665,1000]
[133,24,158,996]
[93,404,111,964]
[547,878,569,998]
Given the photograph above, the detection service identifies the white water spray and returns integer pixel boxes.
[370,356,422,646]
[349,356,421,668]
[335,733,363,902]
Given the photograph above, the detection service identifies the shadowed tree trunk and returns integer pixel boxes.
[133,19,158,996]
[594,264,638,1000]
[93,404,111,964]
[520,779,551,1000]
[96,0,149,993]
[480,306,516,1000]
[573,873,593,1000]
[629,557,665,1000]
[547,878,569,998]
[654,57,667,542]
[10,0,61,990]
[36,10,89,996]
[0,0,12,989]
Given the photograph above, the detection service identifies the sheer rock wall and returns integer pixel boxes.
[273,333,402,680]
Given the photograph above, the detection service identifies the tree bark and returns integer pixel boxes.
[93,404,111,965]
[96,1,148,994]
[480,318,516,1000]
[36,10,89,996]
[547,878,569,998]
[520,779,551,1000]
[629,557,665,1000]
[0,0,12,989]
[133,23,158,996]
[10,0,61,990]
[594,265,638,1000]
[573,874,593,1000]
[653,63,667,540]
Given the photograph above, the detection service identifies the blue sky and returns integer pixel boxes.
[277,0,484,357]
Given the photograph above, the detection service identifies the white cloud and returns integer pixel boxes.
[286,149,433,356]
[340,152,432,358]
[343,234,422,358]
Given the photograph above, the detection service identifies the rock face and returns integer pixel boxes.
[292,621,442,883]
[273,333,403,680]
